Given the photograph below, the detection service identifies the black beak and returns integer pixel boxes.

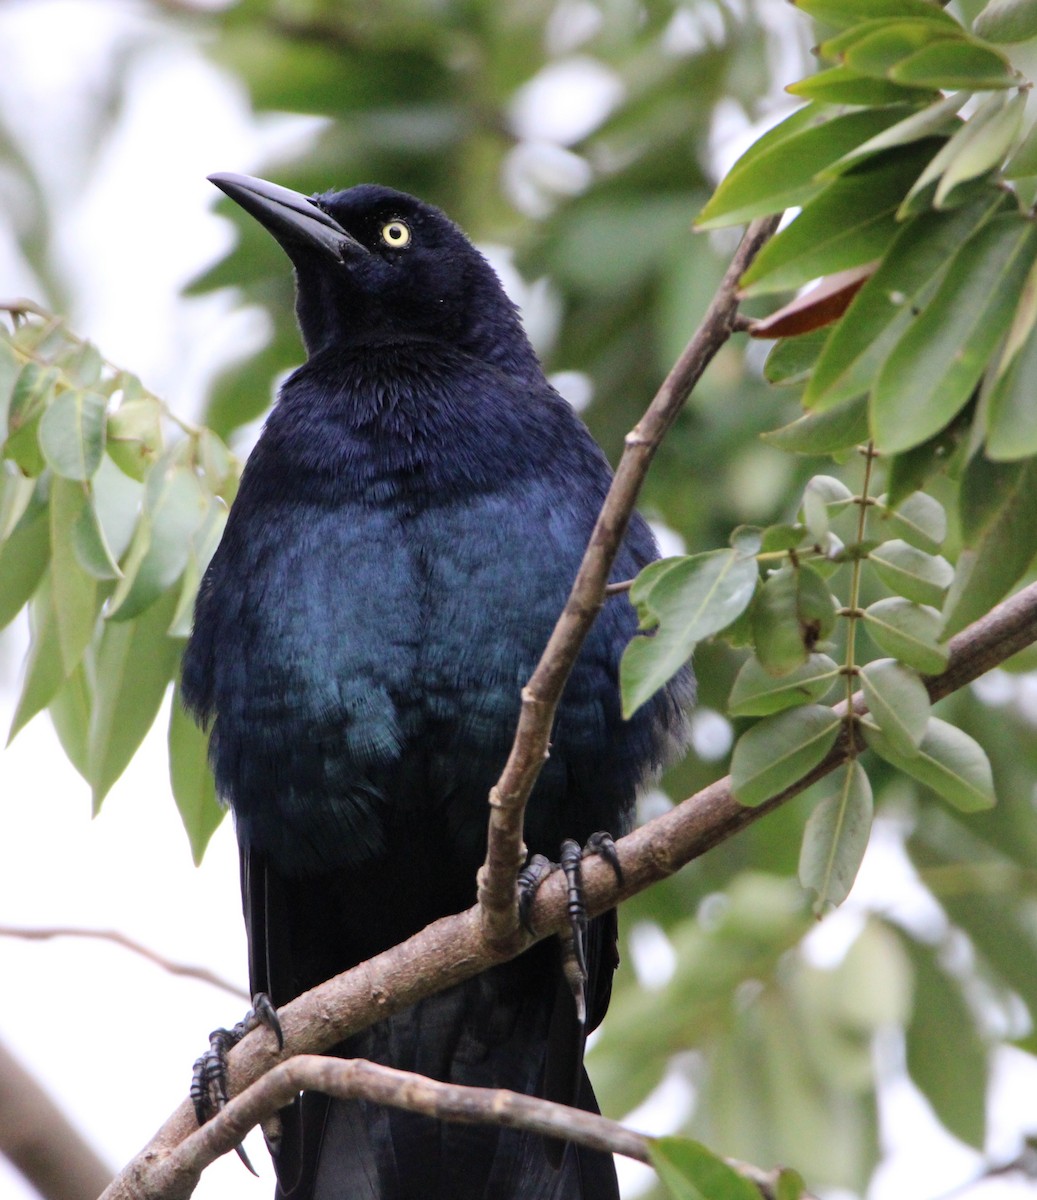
[208,172,365,262]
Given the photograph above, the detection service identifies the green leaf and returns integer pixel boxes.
[621,550,759,717]
[872,214,1037,454]
[37,389,106,480]
[794,0,962,30]
[799,759,874,912]
[903,937,988,1146]
[860,658,931,756]
[49,662,92,779]
[864,717,995,811]
[869,539,954,606]
[932,91,1026,207]
[986,318,1037,459]
[752,563,839,675]
[7,575,66,741]
[805,192,1008,410]
[763,329,830,386]
[942,455,1037,636]
[889,39,1016,88]
[729,652,840,717]
[739,142,944,297]
[886,412,972,506]
[106,461,211,621]
[4,364,58,475]
[697,107,920,230]
[72,489,122,580]
[0,339,22,432]
[731,705,842,807]
[788,66,939,105]
[106,397,162,481]
[169,682,224,864]
[49,477,99,676]
[649,1137,760,1200]
[838,21,967,77]
[974,0,1037,42]
[875,490,947,553]
[861,597,949,674]
[824,91,968,175]
[88,590,182,812]
[762,393,870,455]
[0,498,48,630]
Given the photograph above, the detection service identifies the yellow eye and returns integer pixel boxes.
[381,220,411,248]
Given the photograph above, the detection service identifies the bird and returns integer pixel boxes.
[180,171,694,1200]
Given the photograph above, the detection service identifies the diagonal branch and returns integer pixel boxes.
[140,1055,808,1200]
[99,575,1037,1200]
[476,214,782,941]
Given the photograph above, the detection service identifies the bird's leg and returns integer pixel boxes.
[191,993,283,1173]
[518,833,624,1025]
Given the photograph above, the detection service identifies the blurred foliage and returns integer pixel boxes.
[4,0,1037,1197]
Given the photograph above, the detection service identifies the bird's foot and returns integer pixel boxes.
[191,993,283,1173]
[517,833,623,1025]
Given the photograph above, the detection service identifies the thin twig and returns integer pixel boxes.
[141,1055,811,1200]
[0,926,249,1002]
[476,214,782,943]
[98,576,1037,1200]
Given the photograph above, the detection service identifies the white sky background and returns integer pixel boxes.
[1,3,1036,1200]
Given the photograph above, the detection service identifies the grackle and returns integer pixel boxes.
[181,172,694,1199]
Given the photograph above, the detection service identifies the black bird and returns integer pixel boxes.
[181,172,693,1199]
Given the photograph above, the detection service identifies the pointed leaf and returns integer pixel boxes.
[862,598,949,674]
[88,591,182,811]
[794,0,961,30]
[864,716,995,811]
[799,759,874,911]
[763,329,829,386]
[839,22,967,77]
[740,141,946,297]
[933,91,1026,207]
[788,66,938,105]
[903,938,988,1147]
[0,499,49,630]
[38,389,106,480]
[49,477,99,675]
[762,393,870,455]
[860,658,930,756]
[987,319,1037,459]
[750,265,876,338]
[805,192,1008,410]
[825,91,968,175]
[872,214,1037,454]
[72,490,122,580]
[889,39,1015,88]
[729,652,840,717]
[974,0,1037,42]
[7,576,66,741]
[649,1137,760,1200]
[621,549,759,717]
[942,455,1037,636]
[732,705,842,807]
[106,461,210,621]
[169,682,225,864]
[697,107,918,229]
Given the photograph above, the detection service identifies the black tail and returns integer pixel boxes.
[271,948,619,1200]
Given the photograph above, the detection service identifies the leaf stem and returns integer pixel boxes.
[843,443,878,749]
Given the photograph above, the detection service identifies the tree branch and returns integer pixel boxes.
[476,213,783,942]
[136,1055,808,1200]
[0,1037,113,1200]
[0,926,249,1002]
[99,575,1037,1200]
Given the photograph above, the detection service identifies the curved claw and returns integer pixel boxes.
[518,833,624,1026]
[191,993,283,1172]
[517,853,554,933]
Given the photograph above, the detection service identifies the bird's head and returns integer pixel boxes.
[209,172,535,372]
